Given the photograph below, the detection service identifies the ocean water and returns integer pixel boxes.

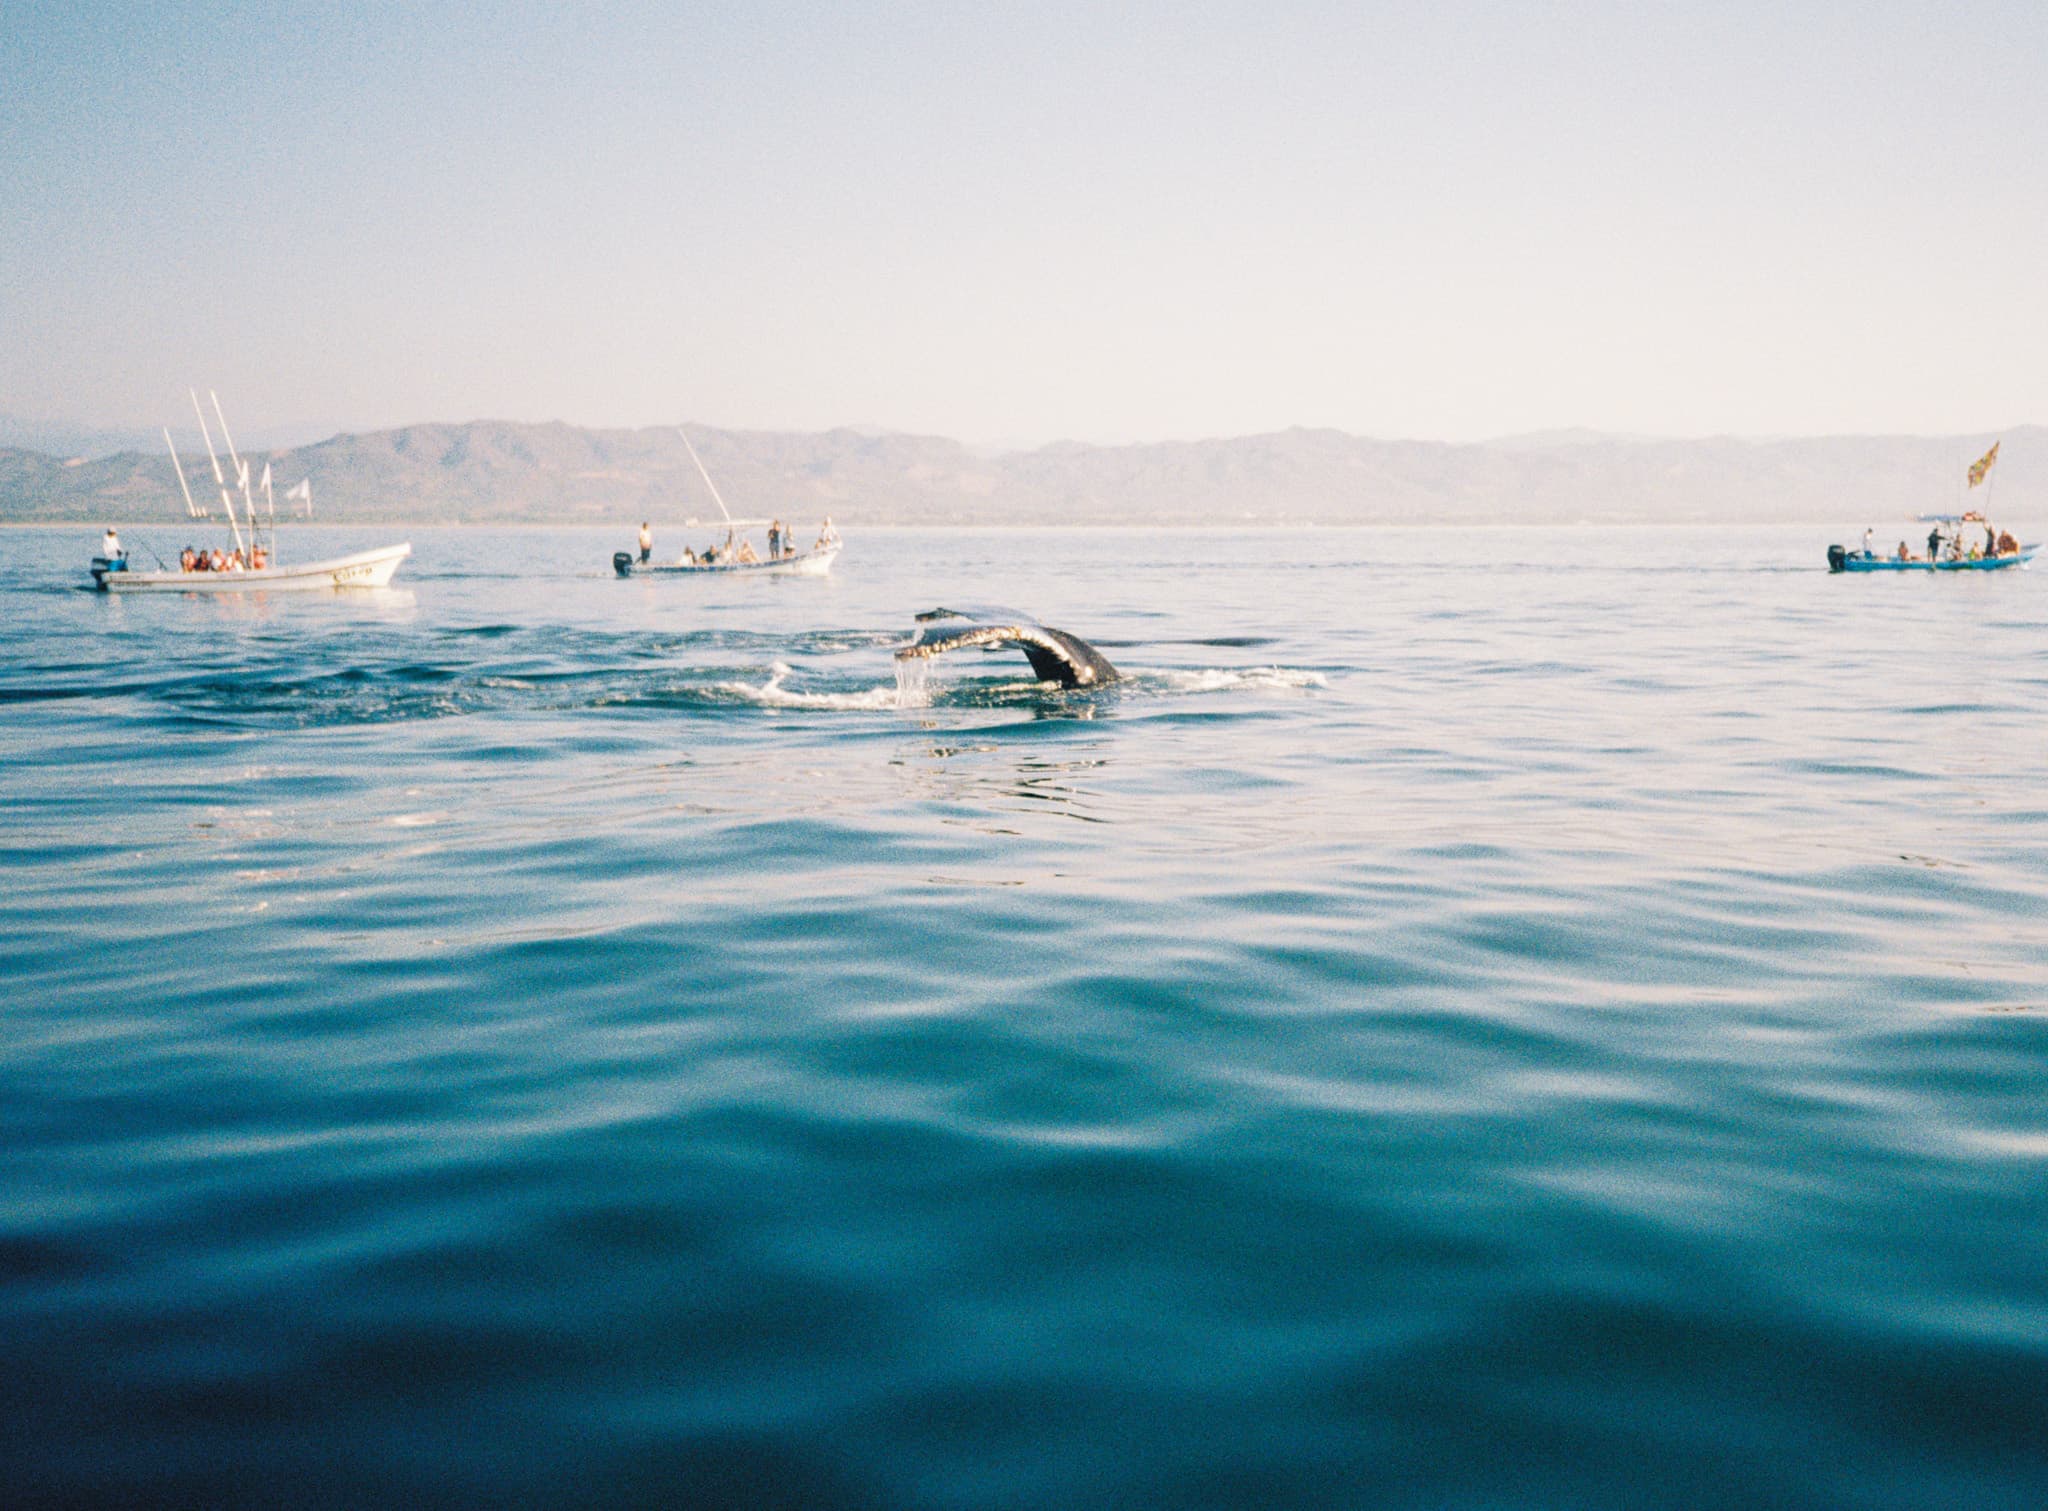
[3,522,2045,1508]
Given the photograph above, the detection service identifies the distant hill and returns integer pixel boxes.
[3,421,2042,527]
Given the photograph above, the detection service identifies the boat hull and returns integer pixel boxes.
[1831,544,2036,573]
[92,543,412,592]
[614,544,839,578]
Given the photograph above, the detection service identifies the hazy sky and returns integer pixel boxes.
[5,0,2045,445]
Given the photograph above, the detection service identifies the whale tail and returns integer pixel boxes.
[896,607,1119,688]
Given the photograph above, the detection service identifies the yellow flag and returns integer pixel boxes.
[1968,440,2000,487]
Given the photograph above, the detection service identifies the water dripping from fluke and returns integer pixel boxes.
[895,656,932,709]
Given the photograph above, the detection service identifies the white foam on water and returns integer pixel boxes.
[710,662,906,711]
[1159,666,1328,694]
[692,661,1321,711]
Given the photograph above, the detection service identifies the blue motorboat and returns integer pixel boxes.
[1829,510,2034,573]
[1829,542,2037,572]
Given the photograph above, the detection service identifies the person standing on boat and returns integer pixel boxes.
[102,527,122,560]
[1862,527,1874,556]
[1926,524,1943,562]
[767,520,781,560]
[638,522,653,563]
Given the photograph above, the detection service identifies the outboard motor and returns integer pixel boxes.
[1826,544,1847,573]
[613,551,635,577]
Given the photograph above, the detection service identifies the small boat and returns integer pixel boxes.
[1828,539,2036,573]
[612,426,840,579]
[1829,512,2035,573]
[1828,442,2034,572]
[90,390,410,593]
[93,541,412,592]
[613,541,839,577]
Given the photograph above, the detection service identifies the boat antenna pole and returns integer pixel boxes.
[210,391,261,560]
[677,425,734,527]
[163,428,203,517]
[191,389,246,556]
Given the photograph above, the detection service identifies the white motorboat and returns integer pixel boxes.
[612,425,841,579]
[614,541,838,577]
[92,541,412,592]
[89,390,411,593]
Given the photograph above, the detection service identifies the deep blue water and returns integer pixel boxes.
[4,523,2045,1508]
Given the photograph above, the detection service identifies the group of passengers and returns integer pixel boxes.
[682,533,761,567]
[179,543,267,572]
[1875,520,2020,563]
[670,516,838,566]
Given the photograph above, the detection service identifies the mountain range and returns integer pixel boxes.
[2,421,2039,528]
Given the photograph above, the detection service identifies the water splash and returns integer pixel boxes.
[894,656,932,709]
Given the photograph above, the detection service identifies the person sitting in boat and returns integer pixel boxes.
[250,545,268,569]
[1896,540,1911,562]
[638,521,653,563]
[102,527,123,561]
[816,516,838,548]
[1996,529,2020,556]
[681,546,699,565]
[735,538,760,564]
[180,546,197,572]
[208,548,227,571]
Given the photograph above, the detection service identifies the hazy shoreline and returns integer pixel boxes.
[6,421,2038,530]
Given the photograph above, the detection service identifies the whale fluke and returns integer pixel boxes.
[896,607,1119,688]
